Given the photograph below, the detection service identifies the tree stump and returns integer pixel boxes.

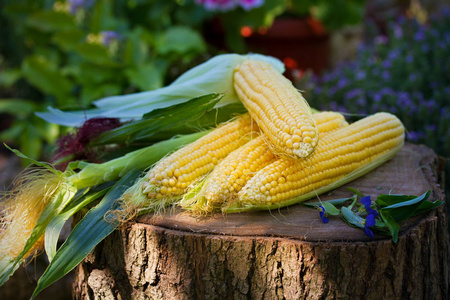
[73,143,450,300]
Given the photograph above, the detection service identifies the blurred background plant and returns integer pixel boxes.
[0,0,210,163]
[0,0,367,164]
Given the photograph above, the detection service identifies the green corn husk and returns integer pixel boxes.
[36,53,284,126]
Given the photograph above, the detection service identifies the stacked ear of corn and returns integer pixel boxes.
[234,60,319,158]
[224,112,404,212]
[180,111,348,214]
[141,114,258,201]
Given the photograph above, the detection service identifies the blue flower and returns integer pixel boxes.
[360,196,378,237]
[318,205,329,223]
[361,196,378,216]
[364,214,376,238]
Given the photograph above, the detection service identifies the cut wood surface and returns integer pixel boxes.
[73,143,449,300]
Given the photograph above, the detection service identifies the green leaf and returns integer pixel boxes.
[378,191,430,209]
[22,55,73,102]
[156,26,206,55]
[379,210,400,243]
[0,99,36,116]
[32,170,141,299]
[0,69,22,87]
[4,144,58,174]
[19,122,43,162]
[76,43,118,67]
[341,206,364,228]
[44,186,111,262]
[125,63,164,91]
[52,29,85,52]
[94,93,224,145]
[414,199,444,216]
[347,187,365,198]
[26,11,76,32]
[321,202,341,216]
[378,191,436,223]
[0,122,25,141]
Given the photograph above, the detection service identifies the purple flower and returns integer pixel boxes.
[394,25,403,39]
[345,88,362,100]
[238,0,264,11]
[380,87,395,96]
[387,49,400,60]
[329,101,339,111]
[318,205,329,223]
[426,99,437,109]
[431,29,440,38]
[409,73,417,81]
[337,78,349,89]
[445,86,450,94]
[407,131,425,142]
[356,70,366,80]
[398,92,412,106]
[100,31,122,46]
[382,70,391,80]
[329,86,338,97]
[374,35,388,45]
[382,59,392,69]
[68,0,95,14]
[313,86,322,95]
[422,44,430,52]
[426,124,437,131]
[356,97,367,107]
[196,0,238,11]
[406,55,413,63]
[414,30,426,41]
[373,92,382,102]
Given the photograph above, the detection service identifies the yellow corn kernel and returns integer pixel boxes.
[142,113,258,201]
[180,111,348,213]
[234,60,318,158]
[233,112,405,210]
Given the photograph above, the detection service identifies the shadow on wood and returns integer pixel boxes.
[73,143,449,299]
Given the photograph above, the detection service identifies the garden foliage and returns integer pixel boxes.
[299,9,450,159]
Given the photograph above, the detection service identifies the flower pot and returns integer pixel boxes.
[244,17,330,80]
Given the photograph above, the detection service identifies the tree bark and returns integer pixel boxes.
[73,143,450,300]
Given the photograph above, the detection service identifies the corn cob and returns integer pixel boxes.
[181,111,348,213]
[141,113,258,201]
[226,112,404,212]
[234,60,318,158]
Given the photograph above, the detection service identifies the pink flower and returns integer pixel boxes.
[238,0,264,11]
